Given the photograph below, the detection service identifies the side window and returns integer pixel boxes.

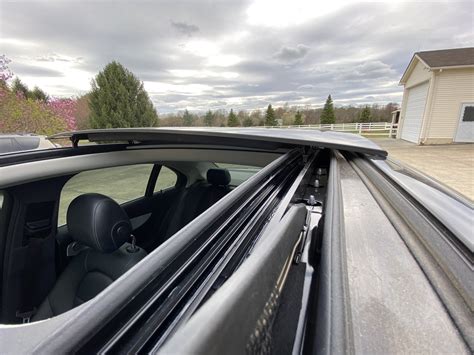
[58,164,154,225]
[214,163,261,186]
[154,166,178,192]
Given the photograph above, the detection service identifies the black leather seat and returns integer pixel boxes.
[33,193,147,321]
[153,168,232,247]
[196,168,232,215]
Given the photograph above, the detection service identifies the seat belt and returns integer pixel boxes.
[15,238,41,323]
[15,236,55,323]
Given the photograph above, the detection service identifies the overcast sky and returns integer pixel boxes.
[1,0,473,113]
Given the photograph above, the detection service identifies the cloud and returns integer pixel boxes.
[298,84,314,90]
[10,62,64,77]
[35,53,83,63]
[0,0,472,112]
[171,21,200,36]
[273,44,310,62]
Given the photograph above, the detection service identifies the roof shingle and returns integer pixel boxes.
[416,47,474,68]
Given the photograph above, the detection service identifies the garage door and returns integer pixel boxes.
[401,81,429,143]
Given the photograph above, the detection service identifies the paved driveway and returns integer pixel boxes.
[373,139,474,201]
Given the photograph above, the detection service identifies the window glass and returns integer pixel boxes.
[154,166,178,192]
[462,106,474,122]
[214,163,261,186]
[15,137,40,150]
[0,138,16,154]
[0,137,39,154]
[58,164,153,225]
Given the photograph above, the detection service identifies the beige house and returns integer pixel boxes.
[397,47,474,144]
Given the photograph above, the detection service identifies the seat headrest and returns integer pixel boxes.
[66,193,132,253]
[207,168,231,186]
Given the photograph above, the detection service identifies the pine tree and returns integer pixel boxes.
[89,61,158,128]
[265,104,278,126]
[11,78,29,98]
[359,106,371,123]
[227,109,239,127]
[30,86,49,102]
[182,109,194,126]
[11,78,49,102]
[294,110,304,125]
[320,95,335,124]
[243,117,253,127]
[204,110,214,126]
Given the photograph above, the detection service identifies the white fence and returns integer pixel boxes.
[257,122,398,138]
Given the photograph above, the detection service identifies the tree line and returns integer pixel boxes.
[1,57,399,134]
[159,97,398,127]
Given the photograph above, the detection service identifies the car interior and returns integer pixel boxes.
[0,151,271,324]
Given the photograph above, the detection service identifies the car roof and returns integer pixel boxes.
[49,127,387,158]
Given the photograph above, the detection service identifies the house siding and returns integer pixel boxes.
[405,60,431,88]
[425,68,474,142]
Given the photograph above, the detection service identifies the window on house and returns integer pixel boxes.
[462,106,474,122]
